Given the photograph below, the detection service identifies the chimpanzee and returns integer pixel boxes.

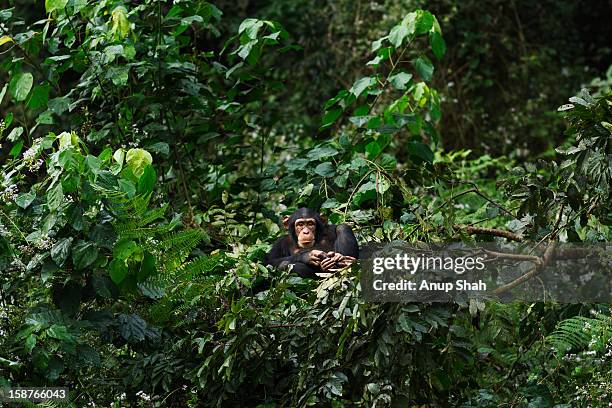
[264,208,359,278]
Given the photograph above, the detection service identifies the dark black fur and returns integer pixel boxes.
[264,208,359,279]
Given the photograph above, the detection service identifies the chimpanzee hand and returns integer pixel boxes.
[302,249,326,266]
[319,252,343,271]
[337,255,356,267]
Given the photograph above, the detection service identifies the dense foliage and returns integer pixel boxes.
[0,0,611,407]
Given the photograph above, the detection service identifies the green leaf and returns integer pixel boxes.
[429,31,446,60]
[72,241,99,270]
[27,84,51,109]
[389,24,409,48]
[109,259,128,284]
[118,314,146,342]
[107,66,129,86]
[315,162,335,177]
[415,10,434,34]
[321,108,342,129]
[113,240,141,261]
[308,146,339,161]
[7,126,23,142]
[407,141,434,163]
[51,237,73,266]
[45,0,68,13]
[388,72,413,90]
[25,334,37,354]
[10,141,24,158]
[137,164,157,195]
[47,324,71,341]
[366,141,382,159]
[0,83,7,105]
[15,192,35,209]
[414,57,434,81]
[371,37,386,52]
[125,148,153,178]
[285,158,308,171]
[47,182,63,210]
[9,72,33,102]
[350,76,375,98]
[380,154,397,171]
[136,252,156,282]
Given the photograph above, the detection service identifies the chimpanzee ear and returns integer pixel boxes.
[282,216,290,230]
[319,213,328,224]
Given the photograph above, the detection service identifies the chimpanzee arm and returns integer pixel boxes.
[264,236,313,270]
[333,224,359,258]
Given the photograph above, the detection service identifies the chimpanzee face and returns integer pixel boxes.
[294,218,316,248]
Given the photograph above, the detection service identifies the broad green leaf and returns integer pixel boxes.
[10,141,24,158]
[118,314,146,342]
[414,57,434,81]
[308,146,339,161]
[104,45,124,62]
[401,12,418,36]
[365,141,382,159]
[15,192,35,209]
[68,0,88,14]
[371,37,386,52]
[388,72,413,90]
[285,158,308,171]
[389,24,408,48]
[109,259,128,284]
[320,108,342,129]
[136,252,156,282]
[25,334,37,353]
[350,76,375,98]
[315,162,335,177]
[45,0,68,13]
[146,142,170,156]
[51,237,73,266]
[407,141,434,163]
[72,241,99,270]
[415,10,434,35]
[118,179,136,196]
[137,164,157,194]
[113,240,141,261]
[47,182,63,210]
[57,131,79,149]
[125,148,153,177]
[429,31,446,60]
[47,324,71,341]
[380,154,397,171]
[107,66,129,86]
[7,126,23,142]
[27,84,51,109]
[9,72,33,102]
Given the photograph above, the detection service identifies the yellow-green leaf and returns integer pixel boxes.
[45,0,68,13]
[111,6,130,39]
[0,35,13,46]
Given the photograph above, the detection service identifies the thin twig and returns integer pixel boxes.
[492,242,556,295]
[483,249,540,263]
[456,225,523,242]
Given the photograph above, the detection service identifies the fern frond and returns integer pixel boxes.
[176,255,222,279]
[115,225,172,240]
[547,315,612,353]
[159,229,204,251]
